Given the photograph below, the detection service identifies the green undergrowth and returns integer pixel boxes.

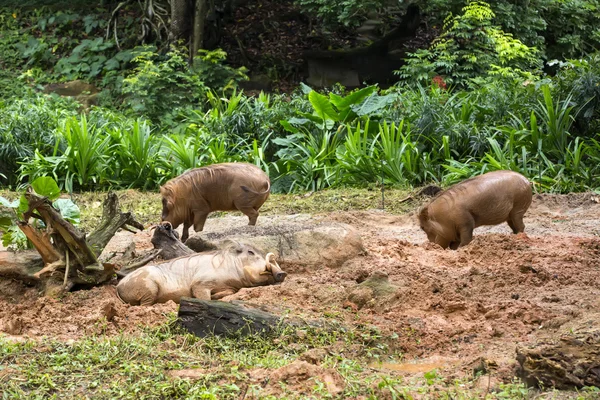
[0,187,414,233]
[1,318,598,399]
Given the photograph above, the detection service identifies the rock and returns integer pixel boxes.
[306,58,360,88]
[186,221,365,269]
[43,80,100,110]
[270,360,344,396]
[1,317,23,335]
[300,348,328,365]
[346,271,398,309]
[43,80,99,96]
[238,73,272,92]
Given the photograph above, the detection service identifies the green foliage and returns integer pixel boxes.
[295,0,383,28]
[0,95,78,186]
[398,1,541,87]
[422,0,600,61]
[54,38,136,80]
[0,176,80,249]
[122,46,206,121]
[552,53,600,137]
[192,49,249,91]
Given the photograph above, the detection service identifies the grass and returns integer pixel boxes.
[2,318,599,399]
[0,186,415,233]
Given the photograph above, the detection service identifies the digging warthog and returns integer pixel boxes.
[160,162,271,242]
[116,241,287,305]
[418,170,532,250]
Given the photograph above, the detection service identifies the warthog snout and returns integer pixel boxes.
[274,271,287,282]
[266,252,287,283]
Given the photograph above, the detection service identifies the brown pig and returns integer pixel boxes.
[418,170,532,249]
[116,240,287,305]
[160,162,270,242]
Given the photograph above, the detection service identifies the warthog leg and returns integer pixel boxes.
[139,280,159,306]
[193,212,208,233]
[182,221,191,243]
[191,284,211,300]
[235,203,259,226]
[211,288,237,299]
[507,211,526,234]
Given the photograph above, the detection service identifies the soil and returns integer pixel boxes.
[2,192,600,391]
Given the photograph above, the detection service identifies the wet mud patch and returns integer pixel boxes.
[1,192,600,391]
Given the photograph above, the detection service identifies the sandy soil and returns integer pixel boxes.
[2,192,600,387]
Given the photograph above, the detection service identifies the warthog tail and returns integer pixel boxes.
[240,180,271,195]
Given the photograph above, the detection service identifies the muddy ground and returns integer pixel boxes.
[1,192,600,393]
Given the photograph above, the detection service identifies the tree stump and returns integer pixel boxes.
[516,331,600,389]
[0,190,143,295]
[178,298,284,337]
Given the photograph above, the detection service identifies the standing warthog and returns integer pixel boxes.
[160,162,270,242]
[418,170,533,250]
[116,240,287,305]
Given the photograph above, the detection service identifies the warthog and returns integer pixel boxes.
[160,162,270,242]
[418,170,533,249]
[116,240,287,305]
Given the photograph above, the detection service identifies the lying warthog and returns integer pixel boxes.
[160,162,271,242]
[116,241,287,305]
[418,170,532,250]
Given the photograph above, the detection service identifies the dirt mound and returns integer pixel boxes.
[0,284,175,340]
[247,360,344,398]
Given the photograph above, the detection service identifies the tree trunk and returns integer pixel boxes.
[169,0,191,42]
[0,190,143,296]
[178,298,283,337]
[190,0,208,59]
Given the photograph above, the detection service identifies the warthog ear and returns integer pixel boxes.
[221,239,244,253]
[418,206,429,222]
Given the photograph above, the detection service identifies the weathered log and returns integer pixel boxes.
[87,192,144,256]
[178,298,284,337]
[23,190,99,270]
[150,221,199,260]
[516,331,600,389]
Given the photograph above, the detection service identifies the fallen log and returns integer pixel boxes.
[516,331,600,390]
[178,298,284,337]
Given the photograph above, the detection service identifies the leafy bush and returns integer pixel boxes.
[399,1,541,87]
[0,176,80,249]
[0,95,79,186]
[295,0,383,28]
[553,53,600,137]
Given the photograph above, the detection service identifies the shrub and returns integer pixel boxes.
[398,1,541,87]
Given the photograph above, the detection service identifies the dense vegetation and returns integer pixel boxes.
[0,1,599,194]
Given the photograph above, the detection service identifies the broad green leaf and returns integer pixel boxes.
[330,86,378,110]
[308,91,339,122]
[2,226,28,249]
[280,120,299,133]
[297,112,324,125]
[287,117,312,126]
[300,82,313,95]
[18,195,29,214]
[31,176,61,200]
[0,216,12,230]
[352,94,396,116]
[53,199,81,226]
